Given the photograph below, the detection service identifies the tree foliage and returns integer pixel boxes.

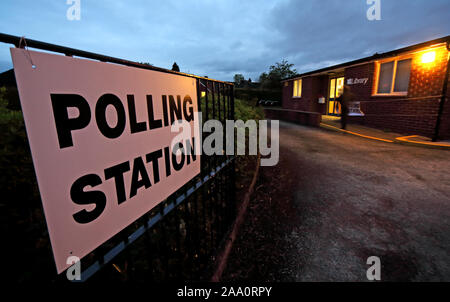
[233,74,245,86]
[259,60,297,90]
[172,62,180,72]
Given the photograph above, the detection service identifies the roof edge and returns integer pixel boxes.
[282,35,450,82]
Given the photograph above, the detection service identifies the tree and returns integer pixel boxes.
[259,60,297,90]
[269,59,297,80]
[172,62,180,72]
[259,72,268,84]
[233,74,245,87]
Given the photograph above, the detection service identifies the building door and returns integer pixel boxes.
[328,77,345,115]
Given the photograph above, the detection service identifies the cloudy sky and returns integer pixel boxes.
[0,0,449,81]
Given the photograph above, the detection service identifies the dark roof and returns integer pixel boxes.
[282,35,450,82]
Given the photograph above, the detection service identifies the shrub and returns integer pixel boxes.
[0,87,39,205]
[234,88,281,103]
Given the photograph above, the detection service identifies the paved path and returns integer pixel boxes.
[223,121,450,281]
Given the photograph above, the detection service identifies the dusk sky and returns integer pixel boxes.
[0,0,449,81]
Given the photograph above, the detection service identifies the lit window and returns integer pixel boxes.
[293,79,302,98]
[329,79,335,98]
[376,58,411,95]
[394,59,412,92]
[329,77,344,99]
[336,77,344,98]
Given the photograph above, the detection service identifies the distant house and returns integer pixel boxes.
[281,36,450,139]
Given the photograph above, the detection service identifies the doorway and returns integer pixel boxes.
[328,77,345,115]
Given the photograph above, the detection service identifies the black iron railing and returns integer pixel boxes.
[0,33,236,282]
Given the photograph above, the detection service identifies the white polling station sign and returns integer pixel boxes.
[10,48,201,273]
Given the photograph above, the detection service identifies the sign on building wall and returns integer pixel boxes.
[348,102,364,116]
[11,48,200,273]
[347,78,369,85]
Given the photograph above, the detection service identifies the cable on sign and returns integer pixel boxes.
[18,36,36,69]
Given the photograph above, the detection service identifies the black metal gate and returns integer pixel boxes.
[0,33,236,282]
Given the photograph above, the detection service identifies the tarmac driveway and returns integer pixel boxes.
[222,121,450,281]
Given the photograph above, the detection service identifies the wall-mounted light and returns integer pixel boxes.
[421,51,436,64]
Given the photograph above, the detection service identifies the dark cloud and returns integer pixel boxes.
[267,0,450,74]
[0,1,449,81]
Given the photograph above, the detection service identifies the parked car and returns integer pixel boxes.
[265,100,280,106]
[257,99,280,106]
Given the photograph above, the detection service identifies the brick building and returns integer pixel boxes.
[281,36,450,140]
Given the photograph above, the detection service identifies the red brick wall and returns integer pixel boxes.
[357,57,449,139]
[282,44,450,138]
[437,65,450,140]
[362,97,441,137]
[346,46,449,138]
[282,75,327,113]
[364,46,449,138]
[264,108,322,127]
[344,63,375,101]
[408,46,448,98]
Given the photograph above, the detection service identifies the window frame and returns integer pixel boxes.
[292,79,302,98]
[373,57,412,96]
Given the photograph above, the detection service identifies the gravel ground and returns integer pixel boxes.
[222,121,450,282]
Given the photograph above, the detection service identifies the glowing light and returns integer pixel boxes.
[421,51,436,64]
